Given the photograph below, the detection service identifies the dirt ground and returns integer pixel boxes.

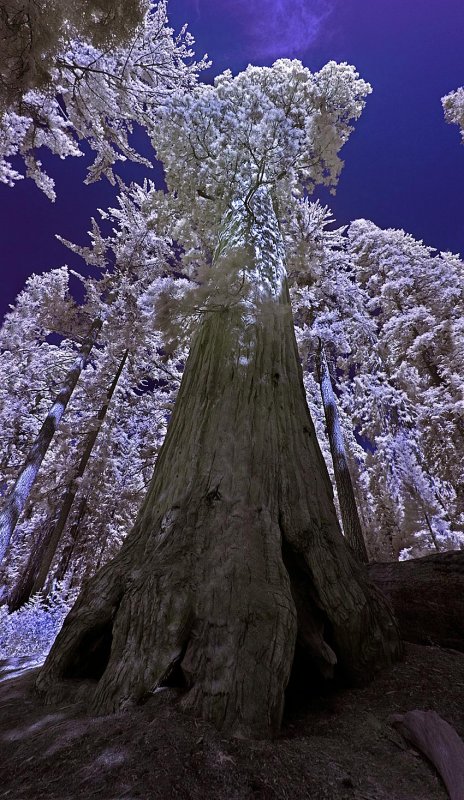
[0,643,463,800]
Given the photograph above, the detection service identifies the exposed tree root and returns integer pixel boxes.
[391,710,464,800]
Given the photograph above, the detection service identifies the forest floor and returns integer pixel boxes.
[0,643,463,800]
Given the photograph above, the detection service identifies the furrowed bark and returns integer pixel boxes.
[0,319,102,566]
[315,338,369,563]
[37,190,400,738]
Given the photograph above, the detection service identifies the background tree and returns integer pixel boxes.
[314,338,368,562]
[286,199,375,560]
[347,219,464,553]
[0,268,100,564]
[0,189,184,604]
[0,331,83,603]
[442,86,464,142]
[284,204,464,560]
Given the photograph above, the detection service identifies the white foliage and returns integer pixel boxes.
[344,218,464,556]
[152,58,371,256]
[287,202,464,559]
[0,188,185,594]
[0,586,76,659]
[0,1,208,198]
[442,86,464,143]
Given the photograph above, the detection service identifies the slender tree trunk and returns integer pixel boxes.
[36,349,128,597]
[49,497,88,592]
[422,507,441,553]
[5,519,57,611]
[315,339,369,563]
[7,349,128,611]
[0,320,102,566]
[36,190,400,738]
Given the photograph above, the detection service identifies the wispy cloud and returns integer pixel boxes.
[226,0,336,59]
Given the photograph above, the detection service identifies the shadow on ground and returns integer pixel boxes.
[0,644,462,800]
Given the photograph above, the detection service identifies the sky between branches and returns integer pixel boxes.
[0,0,463,323]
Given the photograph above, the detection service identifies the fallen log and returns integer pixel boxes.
[368,551,464,652]
[390,710,464,800]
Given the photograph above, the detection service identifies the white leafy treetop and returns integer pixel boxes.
[153,59,371,246]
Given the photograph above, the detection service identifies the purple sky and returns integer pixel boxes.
[1,0,464,322]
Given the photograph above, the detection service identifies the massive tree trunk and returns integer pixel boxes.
[369,551,464,651]
[0,320,102,566]
[315,338,369,563]
[36,191,400,738]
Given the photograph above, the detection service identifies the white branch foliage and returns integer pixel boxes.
[153,60,370,232]
[0,195,185,597]
[146,57,371,347]
[344,219,464,557]
[442,86,464,142]
[0,1,208,198]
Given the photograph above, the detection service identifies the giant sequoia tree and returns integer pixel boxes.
[36,60,400,737]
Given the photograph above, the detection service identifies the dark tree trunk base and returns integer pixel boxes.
[36,519,399,738]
